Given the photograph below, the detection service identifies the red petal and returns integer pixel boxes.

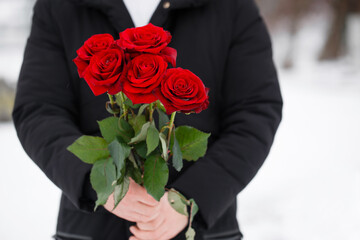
[83,76,108,96]
[123,91,158,105]
[73,56,89,78]
[153,88,177,114]
[160,47,177,67]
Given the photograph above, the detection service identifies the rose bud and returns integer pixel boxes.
[155,68,209,114]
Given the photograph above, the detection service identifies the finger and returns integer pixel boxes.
[137,215,165,231]
[156,219,172,240]
[118,211,153,223]
[131,201,161,219]
[136,191,159,207]
[157,219,184,240]
[130,225,167,240]
[126,210,160,223]
[129,236,140,240]
[159,231,170,240]
[128,180,159,207]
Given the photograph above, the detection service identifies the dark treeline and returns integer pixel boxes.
[255,0,360,61]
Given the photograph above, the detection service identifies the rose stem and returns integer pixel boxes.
[107,93,116,117]
[119,92,128,120]
[167,112,177,145]
[149,102,155,122]
[188,202,195,231]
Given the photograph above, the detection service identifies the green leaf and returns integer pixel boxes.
[159,133,168,161]
[108,139,131,177]
[146,123,159,156]
[185,227,196,240]
[129,122,150,144]
[127,152,139,169]
[129,115,147,136]
[98,117,121,143]
[118,119,135,143]
[175,126,210,161]
[143,154,169,201]
[168,190,188,216]
[67,136,109,164]
[90,158,116,210]
[171,131,183,171]
[98,117,134,144]
[156,107,169,130]
[134,141,147,159]
[124,98,141,109]
[126,158,142,185]
[138,104,149,116]
[189,199,199,223]
[113,176,130,209]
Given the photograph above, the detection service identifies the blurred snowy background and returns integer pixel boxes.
[0,0,359,239]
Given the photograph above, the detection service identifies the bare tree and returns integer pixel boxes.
[319,0,360,60]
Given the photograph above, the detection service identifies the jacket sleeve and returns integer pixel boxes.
[169,0,283,229]
[12,0,95,212]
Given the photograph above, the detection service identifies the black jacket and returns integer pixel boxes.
[13,0,282,239]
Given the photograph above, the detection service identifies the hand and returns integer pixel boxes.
[129,191,189,240]
[104,178,160,223]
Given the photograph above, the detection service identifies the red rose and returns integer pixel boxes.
[155,68,209,114]
[74,33,115,77]
[120,54,168,104]
[118,23,171,54]
[83,48,125,96]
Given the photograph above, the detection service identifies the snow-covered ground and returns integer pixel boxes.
[0,123,60,239]
[238,75,360,240]
[237,16,360,240]
[1,4,360,240]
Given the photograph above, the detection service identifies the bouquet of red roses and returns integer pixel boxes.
[68,23,210,239]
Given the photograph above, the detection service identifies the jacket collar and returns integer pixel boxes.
[67,0,211,31]
[69,0,211,10]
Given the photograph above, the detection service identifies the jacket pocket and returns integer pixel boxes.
[53,231,92,240]
[203,229,243,240]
